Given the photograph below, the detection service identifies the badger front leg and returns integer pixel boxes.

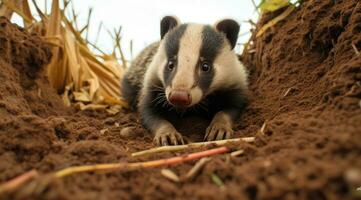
[204,111,234,141]
[153,120,184,146]
[139,93,184,146]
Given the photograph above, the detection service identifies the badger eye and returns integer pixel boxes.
[167,60,175,71]
[201,62,211,72]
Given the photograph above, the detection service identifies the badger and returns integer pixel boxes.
[121,16,248,146]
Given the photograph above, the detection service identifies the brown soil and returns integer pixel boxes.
[0,0,361,199]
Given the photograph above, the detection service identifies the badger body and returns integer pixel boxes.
[121,16,248,146]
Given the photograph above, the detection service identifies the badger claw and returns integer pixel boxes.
[205,122,234,141]
[154,129,184,146]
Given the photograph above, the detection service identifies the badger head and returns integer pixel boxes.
[144,16,248,109]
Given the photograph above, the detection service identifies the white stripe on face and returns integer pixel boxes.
[171,24,203,90]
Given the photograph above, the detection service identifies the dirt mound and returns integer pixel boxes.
[238,0,361,198]
[0,17,68,117]
[0,0,361,199]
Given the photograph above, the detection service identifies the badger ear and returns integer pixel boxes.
[161,16,180,39]
[214,19,240,49]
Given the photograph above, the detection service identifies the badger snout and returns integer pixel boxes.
[168,90,191,107]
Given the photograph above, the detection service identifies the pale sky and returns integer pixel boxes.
[12,0,260,60]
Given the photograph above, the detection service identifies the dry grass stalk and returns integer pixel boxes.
[256,5,295,38]
[0,170,39,194]
[2,0,128,112]
[131,137,255,157]
[1,0,33,23]
[55,147,230,178]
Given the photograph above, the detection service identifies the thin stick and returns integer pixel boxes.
[70,1,79,31]
[55,147,229,178]
[31,0,47,20]
[230,149,244,157]
[251,0,260,15]
[132,137,255,157]
[283,87,293,97]
[45,0,48,15]
[352,43,360,56]
[129,40,133,61]
[161,169,180,182]
[184,157,212,181]
[88,41,107,55]
[113,26,128,69]
[259,121,267,135]
[0,170,38,194]
[94,21,103,46]
[210,173,224,187]
[85,7,93,42]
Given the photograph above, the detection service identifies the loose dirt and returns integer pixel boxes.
[0,0,360,199]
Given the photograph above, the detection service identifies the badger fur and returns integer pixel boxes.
[121,16,248,146]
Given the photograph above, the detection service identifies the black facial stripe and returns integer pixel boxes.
[200,25,224,63]
[198,26,224,91]
[163,24,187,87]
[198,64,214,91]
[163,59,178,86]
[165,24,188,58]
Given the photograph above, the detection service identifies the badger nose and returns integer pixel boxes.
[169,90,191,106]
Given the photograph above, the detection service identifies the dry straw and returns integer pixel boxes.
[0,0,128,113]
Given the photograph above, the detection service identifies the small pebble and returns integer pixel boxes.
[345,168,361,185]
[120,126,143,138]
[100,129,109,135]
[103,117,115,125]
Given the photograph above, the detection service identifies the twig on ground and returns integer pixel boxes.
[184,157,212,181]
[230,149,244,157]
[283,87,296,97]
[0,170,39,194]
[352,43,360,56]
[260,121,267,135]
[131,137,255,157]
[161,169,180,182]
[55,147,229,178]
[210,173,224,187]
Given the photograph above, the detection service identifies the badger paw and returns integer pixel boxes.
[204,122,234,141]
[154,128,185,146]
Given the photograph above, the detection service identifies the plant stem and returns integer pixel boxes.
[132,137,255,157]
[0,170,38,194]
[55,147,230,178]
